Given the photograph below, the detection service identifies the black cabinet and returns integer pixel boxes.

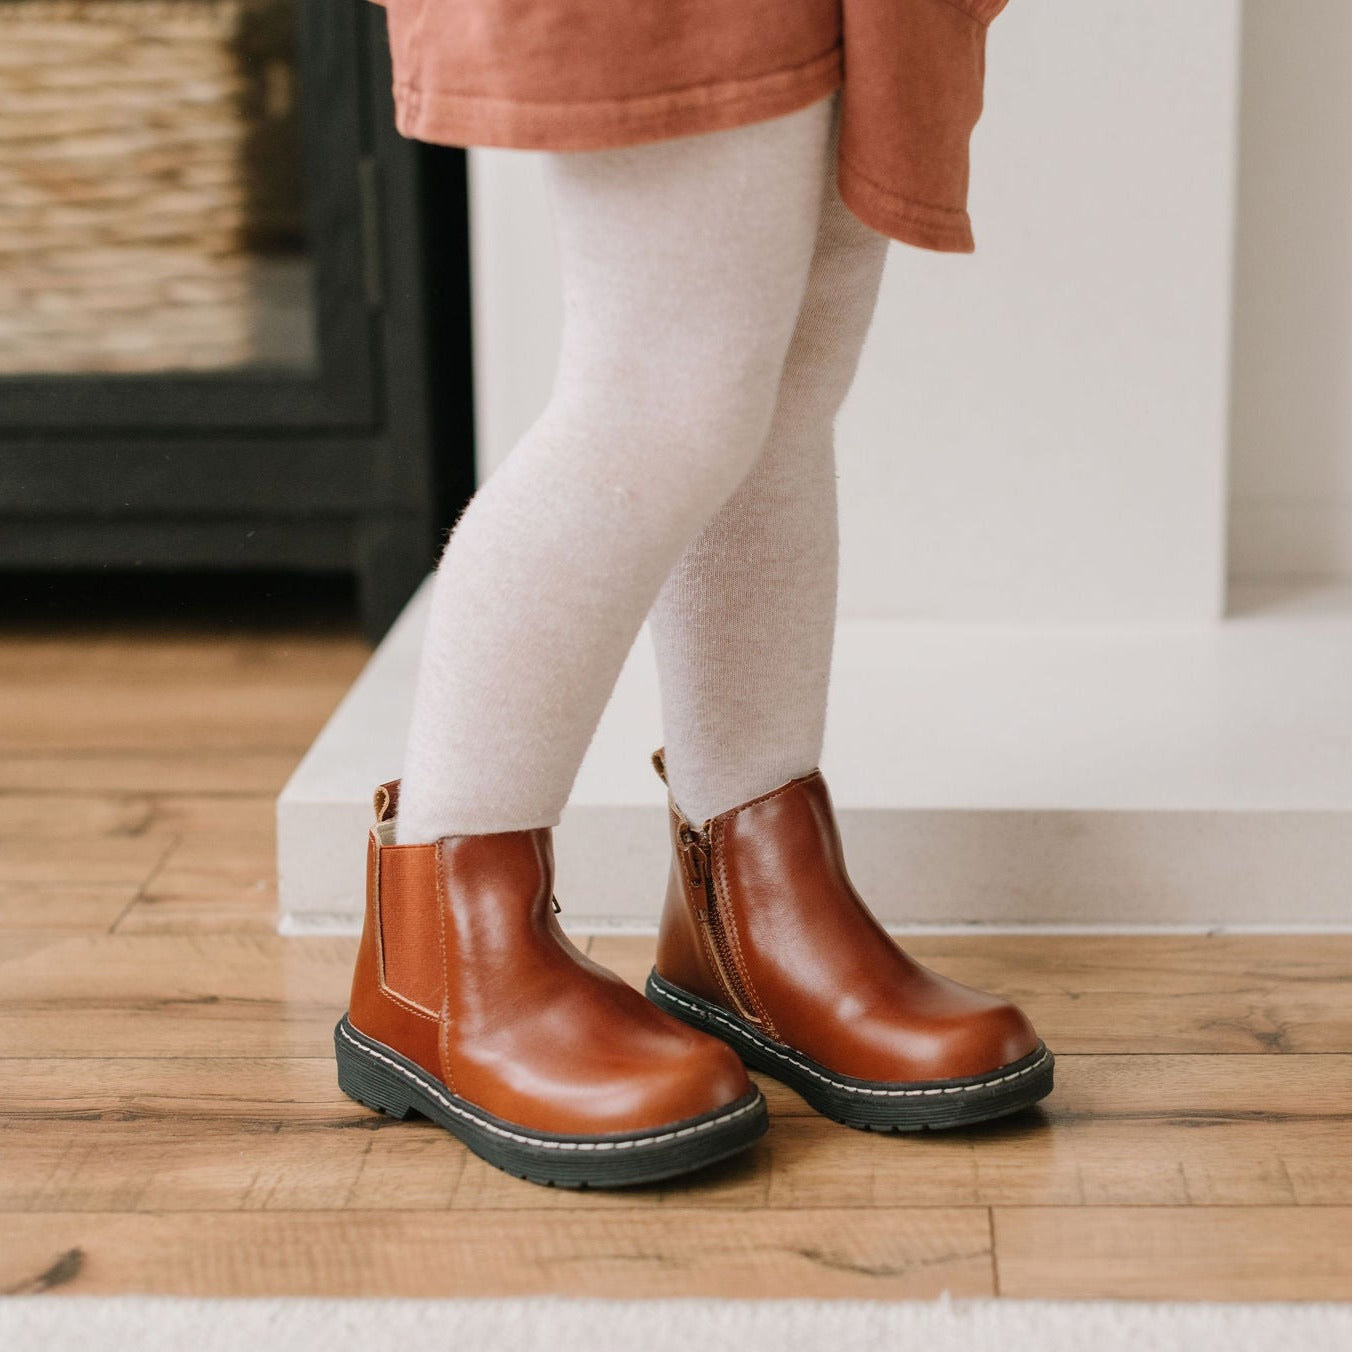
[0,1,473,639]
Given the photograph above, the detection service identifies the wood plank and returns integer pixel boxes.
[756,1115,1350,1210]
[760,1052,1352,1209]
[589,933,1352,1054]
[0,685,342,752]
[0,795,174,887]
[115,796,278,932]
[993,1206,1352,1299]
[112,893,279,935]
[0,1055,761,1215]
[0,934,352,1058]
[0,882,137,933]
[2,751,303,796]
[0,634,368,683]
[7,929,1352,1059]
[3,1055,1348,1214]
[0,794,277,930]
[0,693,350,754]
[0,1209,994,1298]
[0,932,77,966]
[0,634,367,756]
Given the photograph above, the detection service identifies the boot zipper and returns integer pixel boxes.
[677,824,758,1022]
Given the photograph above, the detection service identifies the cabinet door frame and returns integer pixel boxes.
[0,0,378,433]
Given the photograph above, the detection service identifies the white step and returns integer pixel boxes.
[277,580,1352,933]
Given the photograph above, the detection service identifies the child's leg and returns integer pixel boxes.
[396,94,836,844]
[649,99,890,826]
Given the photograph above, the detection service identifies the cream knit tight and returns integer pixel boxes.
[396,88,889,843]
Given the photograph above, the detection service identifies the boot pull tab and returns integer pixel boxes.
[373,779,401,823]
[650,746,668,786]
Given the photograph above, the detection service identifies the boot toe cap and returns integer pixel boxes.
[822,986,1043,1084]
[693,1035,754,1107]
[653,1027,754,1121]
[949,997,1042,1078]
[592,1033,753,1133]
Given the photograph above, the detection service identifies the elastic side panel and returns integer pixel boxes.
[376,843,444,1014]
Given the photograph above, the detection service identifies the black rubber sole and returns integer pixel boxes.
[645,969,1054,1131]
[334,1014,768,1188]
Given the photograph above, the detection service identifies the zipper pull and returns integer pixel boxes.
[677,825,712,916]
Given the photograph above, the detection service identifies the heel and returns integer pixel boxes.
[334,1017,420,1120]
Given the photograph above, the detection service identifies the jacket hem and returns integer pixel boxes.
[837,153,975,254]
[390,48,844,153]
[935,0,1011,25]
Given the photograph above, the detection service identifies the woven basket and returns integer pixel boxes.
[0,0,304,374]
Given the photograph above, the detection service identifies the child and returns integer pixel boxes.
[336,0,1052,1187]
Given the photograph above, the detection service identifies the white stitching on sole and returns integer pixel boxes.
[338,1021,761,1152]
[653,980,1051,1098]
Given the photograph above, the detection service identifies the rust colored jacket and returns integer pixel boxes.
[365,0,1010,252]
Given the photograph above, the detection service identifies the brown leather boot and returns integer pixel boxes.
[644,748,1054,1130]
[336,778,767,1186]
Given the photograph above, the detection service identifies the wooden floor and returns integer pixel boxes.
[2,622,1351,1302]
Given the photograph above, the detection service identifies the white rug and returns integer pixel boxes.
[2,1296,1349,1352]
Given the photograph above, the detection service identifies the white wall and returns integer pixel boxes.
[1227,0,1352,587]
[468,1,1243,623]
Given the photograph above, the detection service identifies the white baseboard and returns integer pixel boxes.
[278,579,1352,933]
